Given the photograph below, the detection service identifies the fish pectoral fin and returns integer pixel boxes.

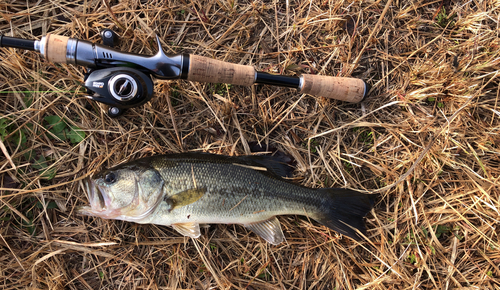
[244,217,284,245]
[165,188,206,210]
[172,222,201,238]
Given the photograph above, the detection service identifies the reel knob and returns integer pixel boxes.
[109,74,138,101]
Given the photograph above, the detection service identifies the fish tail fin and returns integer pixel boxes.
[312,188,375,241]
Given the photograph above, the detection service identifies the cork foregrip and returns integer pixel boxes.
[187,55,255,86]
[44,34,69,64]
[300,74,366,103]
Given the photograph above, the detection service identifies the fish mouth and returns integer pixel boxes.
[85,178,109,212]
[78,178,123,219]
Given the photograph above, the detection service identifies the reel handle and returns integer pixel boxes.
[187,54,255,86]
[42,34,69,64]
[186,54,368,103]
[299,74,367,103]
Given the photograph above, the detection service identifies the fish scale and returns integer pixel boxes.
[150,158,318,224]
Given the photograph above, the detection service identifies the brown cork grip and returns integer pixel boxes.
[299,74,368,103]
[44,34,69,64]
[187,54,255,86]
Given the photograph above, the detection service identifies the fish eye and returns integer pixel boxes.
[104,172,116,184]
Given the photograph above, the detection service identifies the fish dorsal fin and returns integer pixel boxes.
[172,223,201,238]
[165,188,206,210]
[245,217,284,245]
[237,155,294,178]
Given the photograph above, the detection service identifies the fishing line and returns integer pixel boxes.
[0,91,79,93]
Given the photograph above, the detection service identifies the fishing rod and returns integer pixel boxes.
[0,29,369,117]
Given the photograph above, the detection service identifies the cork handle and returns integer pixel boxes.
[299,74,368,103]
[187,54,255,86]
[44,34,69,64]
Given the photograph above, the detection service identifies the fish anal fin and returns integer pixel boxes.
[245,217,284,245]
[166,188,206,210]
[172,222,201,238]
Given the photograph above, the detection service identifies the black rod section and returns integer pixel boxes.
[255,72,300,88]
[180,53,190,79]
[0,35,36,51]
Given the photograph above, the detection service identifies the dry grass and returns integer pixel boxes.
[1,0,499,289]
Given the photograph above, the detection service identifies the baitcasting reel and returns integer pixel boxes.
[0,28,370,117]
[83,30,154,117]
[85,67,153,117]
[84,67,154,117]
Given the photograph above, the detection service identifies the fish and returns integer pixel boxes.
[78,153,374,245]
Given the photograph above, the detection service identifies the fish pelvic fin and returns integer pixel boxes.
[245,217,285,245]
[172,222,201,238]
[313,188,375,241]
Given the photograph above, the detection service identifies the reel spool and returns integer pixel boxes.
[84,67,154,117]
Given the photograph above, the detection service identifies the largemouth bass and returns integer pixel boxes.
[78,153,374,244]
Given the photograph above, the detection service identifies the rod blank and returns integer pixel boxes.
[0,35,36,51]
[255,72,300,88]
